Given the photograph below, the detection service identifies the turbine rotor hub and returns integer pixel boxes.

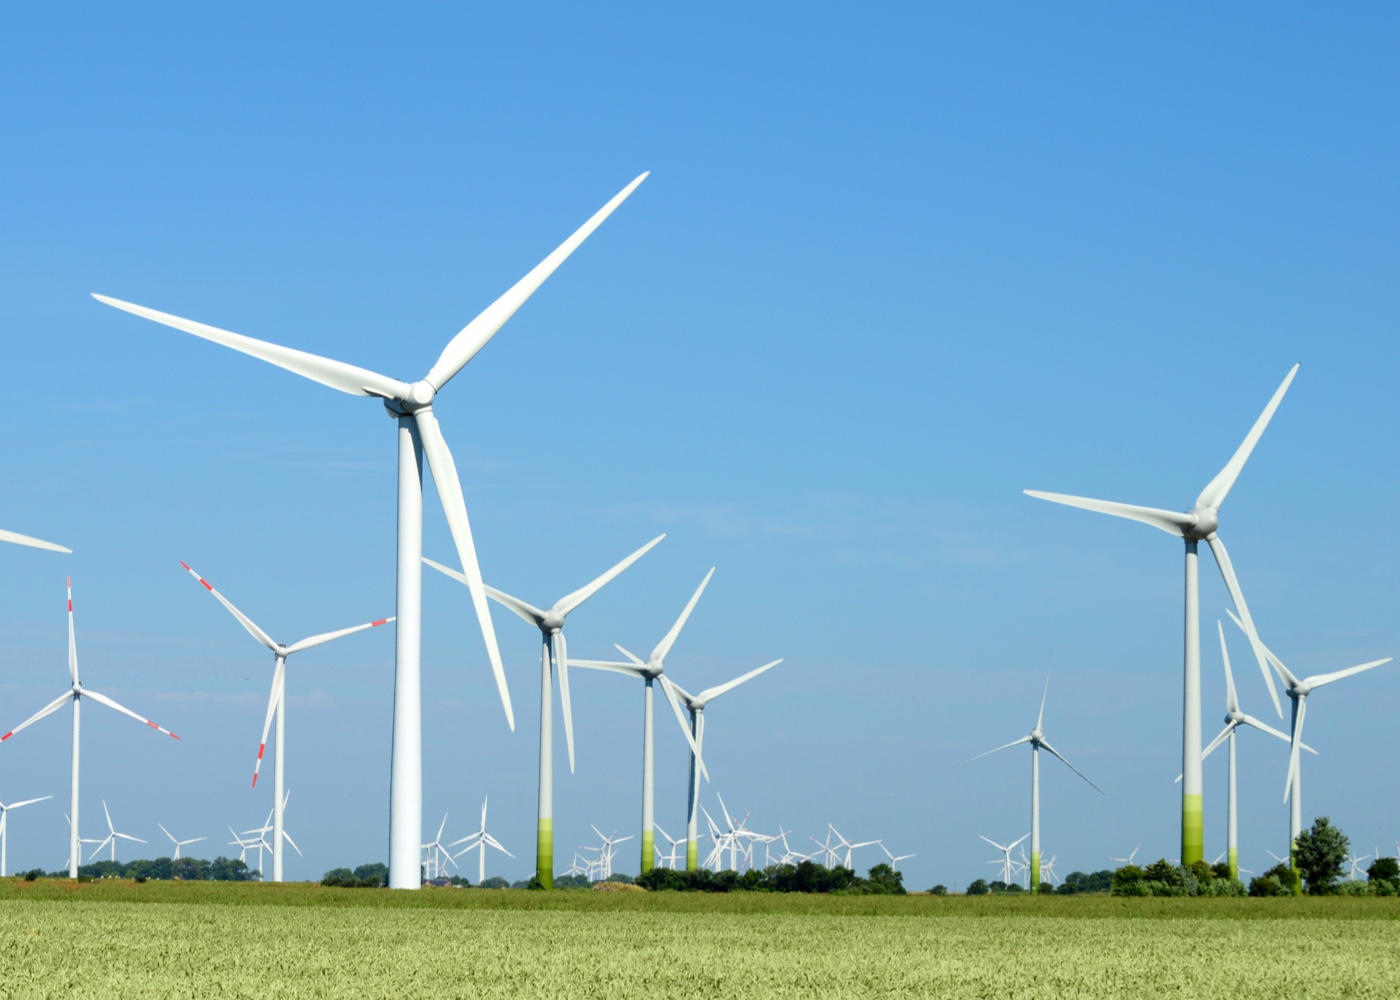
[541,614,564,632]
[383,380,437,416]
[1186,505,1220,539]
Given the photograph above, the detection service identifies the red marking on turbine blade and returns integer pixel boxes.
[67,577,71,587]
[1,732,12,742]
[252,773,259,788]
[68,600,73,612]
[170,733,180,740]
[371,619,388,627]
[201,579,212,591]
[257,744,265,760]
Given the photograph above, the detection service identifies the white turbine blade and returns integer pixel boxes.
[0,528,70,553]
[717,793,735,831]
[1,691,74,743]
[1226,610,1301,689]
[159,823,177,845]
[614,644,646,666]
[651,568,715,664]
[1305,658,1392,690]
[185,837,207,846]
[115,833,146,844]
[67,577,79,684]
[695,659,783,704]
[484,835,514,858]
[179,562,280,652]
[569,659,646,678]
[282,830,303,856]
[286,616,394,654]
[1201,722,1236,761]
[1195,363,1300,510]
[93,294,410,399]
[554,534,667,616]
[1217,620,1240,714]
[89,836,113,862]
[1039,740,1104,794]
[1284,699,1307,802]
[1010,833,1030,850]
[1022,491,1192,537]
[252,659,286,788]
[1207,535,1281,717]
[82,688,180,739]
[554,631,576,774]
[424,557,547,626]
[959,736,1031,765]
[978,835,1006,851]
[1036,670,1050,730]
[659,675,708,781]
[1239,713,1303,747]
[414,409,513,731]
[422,173,649,391]
[6,795,52,810]
[103,801,114,834]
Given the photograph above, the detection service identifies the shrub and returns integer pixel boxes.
[965,879,990,896]
[1202,877,1246,897]
[1366,857,1399,883]
[1333,879,1371,897]
[928,884,947,896]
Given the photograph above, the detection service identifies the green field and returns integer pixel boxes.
[3,881,1399,998]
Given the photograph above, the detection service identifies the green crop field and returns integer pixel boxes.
[2,882,1398,998]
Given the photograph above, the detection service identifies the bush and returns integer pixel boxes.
[1249,864,1297,897]
[1333,879,1371,897]
[965,879,990,896]
[1202,877,1246,897]
[928,884,947,895]
[479,876,509,889]
[22,870,41,882]
[1110,865,1144,895]
[1366,857,1399,883]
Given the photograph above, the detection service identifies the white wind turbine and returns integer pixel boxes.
[878,841,915,872]
[178,560,390,882]
[667,657,782,870]
[964,673,1102,893]
[0,579,179,877]
[95,174,647,889]
[425,532,664,888]
[826,823,879,871]
[577,827,631,881]
[1229,611,1391,874]
[1026,364,1299,865]
[1347,852,1371,880]
[572,569,713,874]
[449,796,513,886]
[982,833,1029,886]
[157,823,206,861]
[654,824,685,869]
[422,814,457,881]
[89,800,147,863]
[0,794,51,876]
[242,791,303,872]
[1109,843,1142,866]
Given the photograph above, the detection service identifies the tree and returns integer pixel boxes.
[1293,816,1348,895]
[965,879,990,895]
[1366,857,1399,883]
[353,863,388,887]
[928,884,947,895]
[479,876,509,889]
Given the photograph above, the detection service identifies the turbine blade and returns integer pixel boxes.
[283,831,303,856]
[67,578,78,685]
[1207,535,1281,717]
[1284,699,1306,802]
[1,690,75,743]
[1201,723,1235,760]
[1217,620,1240,714]
[958,736,1031,765]
[1239,713,1302,747]
[1195,363,1300,509]
[569,659,646,678]
[285,616,394,654]
[1039,740,1104,794]
[659,675,709,782]
[81,688,180,739]
[1022,491,1191,537]
[1305,658,1392,689]
[554,632,576,774]
[252,659,286,788]
[6,795,52,810]
[651,568,715,664]
[694,659,783,704]
[614,644,646,666]
[1226,610,1301,688]
[1036,670,1050,730]
[92,295,410,398]
[0,528,70,553]
[553,534,666,616]
[422,173,649,391]
[179,562,279,652]
[414,409,513,731]
[424,558,546,626]
[159,823,176,844]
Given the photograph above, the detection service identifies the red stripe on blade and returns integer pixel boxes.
[372,619,388,627]
[179,561,190,571]
[252,773,259,788]
[257,744,265,760]
[1,732,12,741]
[201,580,212,591]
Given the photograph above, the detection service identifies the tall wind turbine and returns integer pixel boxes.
[1026,363,1299,864]
[981,833,1029,886]
[425,532,665,888]
[1229,611,1391,878]
[572,569,713,874]
[157,823,206,861]
[0,579,179,877]
[94,174,648,888]
[178,560,390,882]
[965,674,1102,892]
[0,794,51,876]
[449,796,513,885]
[668,658,782,870]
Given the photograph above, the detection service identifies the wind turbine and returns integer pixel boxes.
[89,801,147,863]
[964,673,1102,893]
[157,823,206,861]
[422,814,457,881]
[878,841,915,872]
[572,569,713,874]
[178,560,390,882]
[826,823,879,871]
[95,174,647,888]
[1026,363,1299,864]
[1229,611,1391,877]
[981,833,1029,886]
[0,794,51,876]
[577,827,631,881]
[1109,843,1142,866]
[241,790,303,876]
[667,657,782,870]
[425,532,664,888]
[0,579,179,877]
[448,796,513,886]
[1347,852,1371,880]
[654,824,685,869]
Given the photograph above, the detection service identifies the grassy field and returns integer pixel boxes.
[3,881,1399,998]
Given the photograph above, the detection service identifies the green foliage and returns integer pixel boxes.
[1294,817,1349,895]
[604,873,634,884]
[1332,879,1371,897]
[1056,870,1113,894]
[1112,860,1243,897]
[965,879,990,896]
[50,857,256,882]
[1367,857,1399,883]
[479,876,509,889]
[635,860,900,895]
[22,870,41,882]
[552,874,591,889]
[322,863,387,888]
[928,884,947,895]
[1250,864,1296,897]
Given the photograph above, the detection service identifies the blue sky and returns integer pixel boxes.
[1,4,1396,887]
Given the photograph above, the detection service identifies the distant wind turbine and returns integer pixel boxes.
[157,823,206,861]
[0,795,51,876]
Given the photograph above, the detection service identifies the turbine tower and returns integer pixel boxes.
[0,579,179,877]
[668,658,782,870]
[178,561,390,882]
[425,533,664,888]
[0,795,51,876]
[1025,363,1298,864]
[94,173,647,888]
[572,569,712,874]
[965,673,1102,892]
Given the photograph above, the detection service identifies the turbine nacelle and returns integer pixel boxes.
[1185,505,1220,540]
[381,381,439,417]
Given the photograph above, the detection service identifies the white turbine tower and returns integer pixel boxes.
[157,823,206,861]
[1229,611,1391,877]
[95,174,647,889]
[89,801,147,863]
[965,673,1102,893]
[178,560,390,882]
[0,795,51,876]
[982,833,1029,886]
[667,658,782,870]
[572,569,713,874]
[1026,364,1299,865]
[449,797,514,886]
[425,532,664,888]
[0,579,179,877]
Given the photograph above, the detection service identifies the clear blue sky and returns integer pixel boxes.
[1,4,1396,887]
